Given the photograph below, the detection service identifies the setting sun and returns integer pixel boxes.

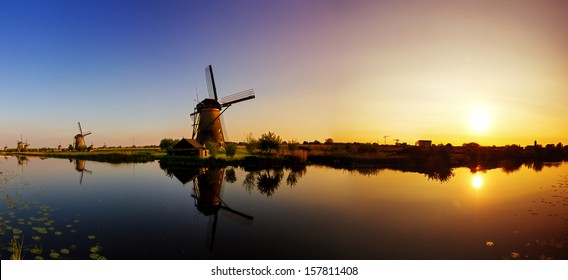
[470,110,490,134]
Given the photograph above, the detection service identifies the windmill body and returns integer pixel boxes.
[191,65,255,148]
[74,122,92,150]
[16,135,24,153]
[194,98,225,148]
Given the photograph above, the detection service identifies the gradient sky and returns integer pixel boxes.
[1,0,567,148]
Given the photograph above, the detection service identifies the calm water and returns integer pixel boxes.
[1,156,567,260]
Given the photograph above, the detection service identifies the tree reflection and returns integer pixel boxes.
[242,167,306,197]
[224,167,237,183]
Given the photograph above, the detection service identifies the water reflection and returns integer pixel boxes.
[471,173,484,189]
[161,166,254,251]
[16,156,29,167]
[72,160,92,184]
[242,166,307,197]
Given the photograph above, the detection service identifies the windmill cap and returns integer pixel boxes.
[196,98,221,110]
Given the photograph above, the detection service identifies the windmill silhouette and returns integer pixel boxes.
[16,135,24,153]
[190,65,255,148]
[74,122,92,150]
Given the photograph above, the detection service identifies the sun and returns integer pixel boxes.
[470,110,489,134]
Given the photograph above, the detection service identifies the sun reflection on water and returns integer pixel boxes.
[472,173,484,189]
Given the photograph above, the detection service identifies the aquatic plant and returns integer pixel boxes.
[10,236,23,260]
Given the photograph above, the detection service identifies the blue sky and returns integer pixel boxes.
[1,0,568,147]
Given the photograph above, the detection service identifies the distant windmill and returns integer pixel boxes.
[24,140,30,151]
[3,144,7,151]
[394,139,400,145]
[74,122,92,150]
[17,135,24,153]
[190,65,255,148]
[383,135,390,145]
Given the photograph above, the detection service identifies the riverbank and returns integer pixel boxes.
[2,143,567,174]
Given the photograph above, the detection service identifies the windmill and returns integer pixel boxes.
[17,135,24,153]
[74,122,92,150]
[23,139,30,151]
[190,65,255,148]
[3,144,7,152]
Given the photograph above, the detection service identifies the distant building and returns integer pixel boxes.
[415,140,432,148]
[170,138,208,157]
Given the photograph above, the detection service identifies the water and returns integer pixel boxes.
[1,156,567,260]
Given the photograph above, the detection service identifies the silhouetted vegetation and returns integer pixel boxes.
[258,131,282,155]
[225,142,237,158]
[159,138,179,151]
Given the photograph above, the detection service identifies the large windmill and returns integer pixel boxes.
[190,65,255,148]
[74,122,91,150]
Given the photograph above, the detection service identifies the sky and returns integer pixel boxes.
[1,0,567,148]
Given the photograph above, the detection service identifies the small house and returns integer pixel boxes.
[170,138,208,157]
[415,140,432,148]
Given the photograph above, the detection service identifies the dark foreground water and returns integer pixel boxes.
[1,156,567,260]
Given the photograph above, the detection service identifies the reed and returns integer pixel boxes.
[10,237,24,260]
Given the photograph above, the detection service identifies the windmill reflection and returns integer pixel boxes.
[16,155,29,166]
[73,159,92,184]
[164,166,253,251]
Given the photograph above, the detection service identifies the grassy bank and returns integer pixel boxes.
[2,142,567,172]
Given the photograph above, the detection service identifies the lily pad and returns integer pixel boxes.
[32,236,41,241]
[54,231,63,236]
[32,227,48,234]
[30,248,42,255]
[89,253,107,260]
[12,228,23,235]
[50,252,61,259]
[60,248,70,255]
[88,235,96,240]
[89,245,103,253]
[34,256,44,260]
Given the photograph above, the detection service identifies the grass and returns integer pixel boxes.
[10,236,24,260]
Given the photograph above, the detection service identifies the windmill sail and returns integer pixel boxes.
[220,89,255,107]
[205,65,218,101]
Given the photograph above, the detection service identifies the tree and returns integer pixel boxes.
[258,131,282,155]
[159,138,177,151]
[206,141,217,156]
[225,142,237,158]
[245,133,257,154]
[325,138,333,144]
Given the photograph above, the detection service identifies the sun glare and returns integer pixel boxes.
[470,110,489,134]
[471,173,484,189]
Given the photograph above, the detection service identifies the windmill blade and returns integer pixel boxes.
[220,115,229,143]
[205,65,218,101]
[83,131,92,137]
[220,89,255,107]
[78,122,83,135]
[220,205,253,227]
[79,171,84,185]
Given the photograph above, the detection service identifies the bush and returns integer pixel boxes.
[225,142,237,158]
